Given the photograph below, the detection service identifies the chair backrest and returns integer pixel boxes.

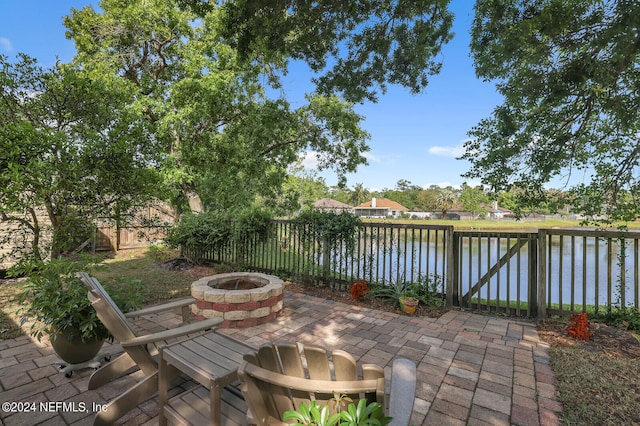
[87,290,158,375]
[80,272,160,375]
[238,343,386,426]
[78,272,135,337]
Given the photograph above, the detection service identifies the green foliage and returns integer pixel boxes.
[338,399,390,426]
[591,308,640,332]
[14,258,143,342]
[234,207,273,244]
[291,210,361,283]
[293,210,362,253]
[164,208,273,259]
[459,183,490,219]
[65,0,399,214]
[410,274,446,307]
[284,400,341,426]
[0,54,157,261]
[370,274,444,308]
[52,211,95,255]
[217,0,454,103]
[63,0,456,214]
[435,188,458,218]
[277,166,331,216]
[146,244,177,263]
[164,211,233,253]
[464,0,640,223]
[369,279,412,308]
[283,399,391,426]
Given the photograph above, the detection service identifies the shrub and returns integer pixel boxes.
[411,274,445,307]
[52,211,94,255]
[591,308,640,331]
[292,210,361,253]
[370,274,445,308]
[164,208,274,261]
[234,207,272,244]
[567,313,590,341]
[164,210,233,253]
[349,280,369,301]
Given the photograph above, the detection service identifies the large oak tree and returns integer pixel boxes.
[64,0,453,214]
[463,0,640,223]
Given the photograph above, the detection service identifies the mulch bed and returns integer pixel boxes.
[284,281,450,318]
[537,317,640,359]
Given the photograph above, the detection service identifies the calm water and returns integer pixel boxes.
[339,234,640,307]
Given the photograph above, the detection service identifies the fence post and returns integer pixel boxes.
[527,233,538,317]
[446,226,455,308]
[537,229,547,318]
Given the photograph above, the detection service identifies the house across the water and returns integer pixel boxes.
[354,198,408,218]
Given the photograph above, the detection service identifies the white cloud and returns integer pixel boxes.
[362,152,381,163]
[300,150,380,170]
[0,37,13,52]
[300,151,320,170]
[428,144,465,158]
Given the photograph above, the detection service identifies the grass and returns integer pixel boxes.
[551,348,640,424]
[0,279,24,340]
[1,246,638,424]
[92,248,194,304]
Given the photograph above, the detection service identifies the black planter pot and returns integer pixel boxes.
[50,328,104,364]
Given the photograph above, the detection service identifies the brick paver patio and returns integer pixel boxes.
[0,291,562,425]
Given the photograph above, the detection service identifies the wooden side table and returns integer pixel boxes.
[159,331,254,426]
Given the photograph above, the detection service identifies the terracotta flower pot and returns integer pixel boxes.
[399,297,419,314]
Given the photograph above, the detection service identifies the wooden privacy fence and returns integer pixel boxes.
[183,220,640,318]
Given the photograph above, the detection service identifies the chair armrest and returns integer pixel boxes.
[120,317,222,348]
[124,297,195,319]
[388,358,416,426]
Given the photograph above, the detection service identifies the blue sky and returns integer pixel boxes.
[0,0,504,192]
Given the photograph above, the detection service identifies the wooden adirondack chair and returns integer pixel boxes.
[77,272,198,390]
[237,343,417,426]
[82,274,224,426]
[78,271,195,326]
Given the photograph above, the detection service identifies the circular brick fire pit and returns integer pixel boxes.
[191,272,284,328]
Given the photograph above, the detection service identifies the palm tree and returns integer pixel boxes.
[436,188,457,219]
[349,183,368,206]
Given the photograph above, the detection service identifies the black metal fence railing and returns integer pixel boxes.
[182,220,640,318]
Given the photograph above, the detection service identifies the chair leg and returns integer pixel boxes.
[88,352,138,389]
[93,372,159,426]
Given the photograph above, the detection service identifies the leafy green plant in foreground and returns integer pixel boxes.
[14,257,143,342]
[283,398,391,426]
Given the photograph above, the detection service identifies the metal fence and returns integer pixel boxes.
[183,221,453,291]
[182,220,640,318]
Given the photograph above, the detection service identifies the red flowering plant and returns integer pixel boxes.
[567,313,591,341]
[349,280,369,301]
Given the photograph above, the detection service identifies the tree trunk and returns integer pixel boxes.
[27,207,42,261]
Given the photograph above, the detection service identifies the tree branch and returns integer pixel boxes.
[260,138,301,156]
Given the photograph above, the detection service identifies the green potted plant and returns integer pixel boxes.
[399,291,419,314]
[283,398,391,425]
[15,257,142,364]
